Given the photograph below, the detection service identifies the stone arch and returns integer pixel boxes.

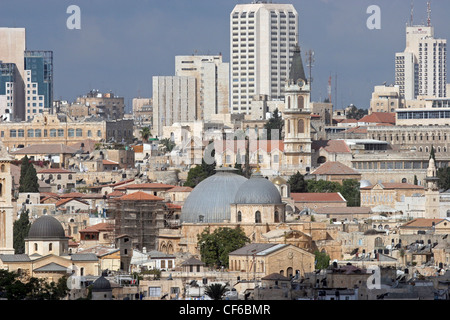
[297,95,304,109]
[255,211,262,223]
[298,119,305,134]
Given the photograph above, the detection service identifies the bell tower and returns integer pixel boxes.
[0,143,15,254]
[424,153,440,219]
[282,44,312,175]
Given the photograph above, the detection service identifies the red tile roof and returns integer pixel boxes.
[117,191,164,201]
[291,193,346,203]
[311,140,351,153]
[55,198,89,207]
[359,112,396,125]
[400,218,445,229]
[79,223,115,233]
[311,161,360,176]
[102,159,119,165]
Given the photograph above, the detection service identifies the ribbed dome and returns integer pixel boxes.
[92,276,112,292]
[27,215,66,239]
[181,168,248,223]
[234,173,282,205]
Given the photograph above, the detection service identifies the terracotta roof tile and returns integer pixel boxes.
[311,161,360,176]
[311,140,351,154]
[291,193,346,202]
[168,186,193,192]
[401,218,445,228]
[117,191,164,201]
[12,144,78,155]
[359,112,396,125]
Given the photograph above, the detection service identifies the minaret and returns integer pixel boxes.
[0,142,15,254]
[282,44,312,175]
[424,151,440,219]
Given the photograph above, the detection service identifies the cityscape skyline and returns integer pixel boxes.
[1,0,449,110]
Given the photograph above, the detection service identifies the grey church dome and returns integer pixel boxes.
[92,276,112,292]
[181,168,248,223]
[234,173,282,205]
[27,215,66,239]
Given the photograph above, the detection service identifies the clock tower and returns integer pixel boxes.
[282,44,312,175]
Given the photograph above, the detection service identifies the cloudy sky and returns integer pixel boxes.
[1,0,449,111]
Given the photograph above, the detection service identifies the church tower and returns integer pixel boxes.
[0,144,15,254]
[282,45,312,175]
[424,152,441,219]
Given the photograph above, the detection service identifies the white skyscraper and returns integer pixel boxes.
[395,23,447,100]
[175,55,229,121]
[230,1,299,115]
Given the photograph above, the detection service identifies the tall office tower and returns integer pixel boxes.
[395,23,447,99]
[230,2,299,115]
[175,55,229,121]
[0,62,16,121]
[24,51,53,120]
[0,28,26,120]
[152,76,197,138]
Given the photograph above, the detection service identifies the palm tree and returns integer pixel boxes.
[204,283,229,300]
[140,127,152,143]
[159,138,176,153]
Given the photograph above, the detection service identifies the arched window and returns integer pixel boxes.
[274,211,280,223]
[401,178,407,183]
[34,243,38,251]
[49,243,53,251]
[287,120,291,134]
[255,211,262,223]
[0,164,5,172]
[237,211,242,222]
[298,119,305,134]
[287,96,291,109]
[375,237,383,248]
[297,95,304,109]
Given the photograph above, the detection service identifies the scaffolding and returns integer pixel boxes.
[109,197,167,251]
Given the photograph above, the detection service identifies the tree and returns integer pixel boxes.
[0,269,68,300]
[159,138,176,153]
[437,167,450,190]
[414,175,419,186]
[306,180,341,193]
[287,171,307,193]
[13,209,31,254]
[184,140,216,188]
[204,283,229,300]
[140,127,152,143]
[314,251,331,270]
[19,156,39,193]
[263,108,283,140]
[346,104,368,120]
[197,227,250,269]
[340,179,360,207]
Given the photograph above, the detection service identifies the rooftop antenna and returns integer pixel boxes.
[427,1,431,27]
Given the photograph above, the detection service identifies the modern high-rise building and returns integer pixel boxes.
[152,76,197,138]
[24,50,53,120]
[395,24,447,100]
[230,2,299,115]
[0,28,26,120]
[175,55,229,121]
[0,28,53,121]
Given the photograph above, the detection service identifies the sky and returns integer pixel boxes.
[1,0,449,111]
